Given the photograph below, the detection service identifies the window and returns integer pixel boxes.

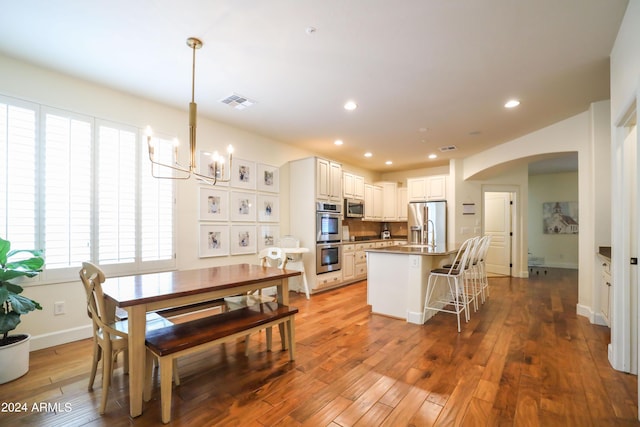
[0,95,175,283]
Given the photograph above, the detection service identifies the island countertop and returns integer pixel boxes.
[365,244,457,256]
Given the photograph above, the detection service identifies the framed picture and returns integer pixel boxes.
[258,225,280,251]
[230,158,256,190]
[198,150,228,185]
[199,187,228,221]
[199,224,229,257]
[230,224,257,255]
[257,163,280,193]
[230,191,256,222]
[543,201,579,234]
[257,194,280,222]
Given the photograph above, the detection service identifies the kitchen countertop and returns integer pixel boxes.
[344,237,407,243]
[598,246,611,260]
[365,244,457,256]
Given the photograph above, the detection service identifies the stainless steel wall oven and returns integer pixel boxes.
[316,242,342,274]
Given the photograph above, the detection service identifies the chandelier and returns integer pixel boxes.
[146,37,233,185]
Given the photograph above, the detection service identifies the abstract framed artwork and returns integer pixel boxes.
[257,194,280,222]
[230,191,256,222]
[230,224,257,255]
[257,163,279,193]
[230,158,256,190]
[199,224,229,257]
[199,187,229,221]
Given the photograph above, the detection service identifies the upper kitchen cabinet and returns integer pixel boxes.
[317,158,342,202]
[375,181,397,221]
[407,175,447,201]
[397,187,408,221]
[364,184,383,220]
[343,172,365,200]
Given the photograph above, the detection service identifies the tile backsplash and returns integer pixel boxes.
[343,219,407,240]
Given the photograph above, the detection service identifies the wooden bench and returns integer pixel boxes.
[144,302,298,424]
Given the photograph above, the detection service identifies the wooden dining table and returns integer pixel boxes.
[101,263,301,418]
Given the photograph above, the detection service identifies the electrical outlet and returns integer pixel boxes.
[54,301,65,316]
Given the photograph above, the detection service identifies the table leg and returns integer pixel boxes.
[277,277,290,349]
[127,305,147,417]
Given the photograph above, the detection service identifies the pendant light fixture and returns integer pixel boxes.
[146,37,233,185]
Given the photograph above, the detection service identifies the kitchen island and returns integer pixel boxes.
[366,244,457,324]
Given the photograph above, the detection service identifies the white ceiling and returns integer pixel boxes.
[0,1,629,173]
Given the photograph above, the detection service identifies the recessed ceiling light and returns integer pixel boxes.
[344,101,358,111]
[364,152,372,158]
[334,139,343,146]
[428,154,437,159]
[504,99,520,108]
[385,160,393,165]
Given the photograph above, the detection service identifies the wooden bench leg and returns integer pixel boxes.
[286,317,296,361]
[266,327,273,351]
[159,357,173,424]
[144,350,154,402]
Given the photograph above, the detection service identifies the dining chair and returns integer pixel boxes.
[79,262,179,414]
[279,235,310,299]
[422,237,475,332]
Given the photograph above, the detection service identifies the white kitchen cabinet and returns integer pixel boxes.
[397,187,408,220]
[375,181,398,221]
[355,242,375,279]
[343,172,365,199]
[364,184,383,220]
[317,158,342,202]
[342,244,356,282]
[316,270,343,289]
[407,175,447,201]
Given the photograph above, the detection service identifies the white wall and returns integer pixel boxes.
[461,100,611,317]
[0,53,318,349]
[528,172,579,269]
[609,0,640,373]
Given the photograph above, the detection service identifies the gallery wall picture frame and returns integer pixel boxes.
[198,150,228,186]
[257,163,280,193]
[230,191,257,222]
[199,187,229,221]
[258,225,280,251]
[230,158,256,190]
[199,224,229,257]
[257,194,280,222]
[230,224,257,255]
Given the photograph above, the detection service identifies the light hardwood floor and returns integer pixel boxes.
[0,269,638,426]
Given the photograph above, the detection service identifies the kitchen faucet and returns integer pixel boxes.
[426,219,436,247]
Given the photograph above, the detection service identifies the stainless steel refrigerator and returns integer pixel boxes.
[408,200,447,248]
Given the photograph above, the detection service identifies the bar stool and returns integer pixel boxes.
[423,237,475,332]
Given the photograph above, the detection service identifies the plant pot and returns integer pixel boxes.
[0,334,31,384]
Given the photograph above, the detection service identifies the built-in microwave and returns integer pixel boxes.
[316,202,342,243]
[344,198,364,218]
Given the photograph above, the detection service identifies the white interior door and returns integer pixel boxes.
[484,191,512,276]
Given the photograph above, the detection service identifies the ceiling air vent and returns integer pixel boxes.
[220,93,255,110]
[439,145,457,152]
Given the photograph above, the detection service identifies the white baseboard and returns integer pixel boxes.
[30,325,92,351]
[407,311,423,325]
[576,303,595,323]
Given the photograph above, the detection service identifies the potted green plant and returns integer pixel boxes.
[0,237,43,384]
